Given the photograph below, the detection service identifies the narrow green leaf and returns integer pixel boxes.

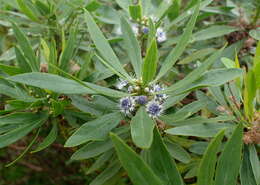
[197,130,225,185]
[166,123,234,137]
[0,112,48,148]
[31,122,58,153]
[147,127,184,185]
[240,145,257,185]
[164,47,224,94]
[249,145,260,184]
[130,107,155,149]
[120,16,142,78]
[17,0,39,22]
[12,23,38,71]
[15,46,32,72]
[71,140,113,160]
[155,0,200,80]
[165,140,191,164]
[193,25,238,41]
[90,160,121,185]
[110,133,163,185]
[6,128,41,167]
[7,72,95,94]
[142,40,158,85]
[65,112,123,147]
[178,48,215,64]
[253,41,260,88]
[59,29,77,71]
[0,63,23,75]
[84,10,132,80]
[7,72,129,97]
[215,123,243,185]
[244,70,256,121]
[86,151,113,174]
[182,68,243,93]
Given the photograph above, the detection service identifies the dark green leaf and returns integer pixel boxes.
[215,123,243,185]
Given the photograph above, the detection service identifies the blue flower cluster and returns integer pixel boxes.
[116,79,167,118]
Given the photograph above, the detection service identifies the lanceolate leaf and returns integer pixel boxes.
[215,123,243,185]
[197,130,225,185]
[110,133,163,185]
[31,122,58,153]
[65,112,123,147]
[17,0,39,22]
[12,23,38,71]
[182,68,243,93]
[84,11,132,81]
[240,145,257,185]
[130,107,155,149]
[142,40,158,85]
[243,70,256,121]
[164,47,224,94]
[155,0,200,81]
[59,28,77,72]
[249,145,260,185]
[7,72,129,97]
[0,112,48,148]
[147,127,184,185]
[121,16,142,78]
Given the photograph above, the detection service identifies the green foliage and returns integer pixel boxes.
[0,0,259,184]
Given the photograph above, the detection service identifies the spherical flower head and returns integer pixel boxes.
[156,27,167,43]
[146,101,163,118]
[136,96,148,105]
[128,86,134,93]
[150,84,168,102]
[119,97,135,114]
[142,27,149,34]
[131,24,139,36]
[116,79,128,90]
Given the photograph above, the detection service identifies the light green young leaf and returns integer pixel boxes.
[243,70,256,121]
[130,107,155,149]
[253,41,260,88]
[215,123,243,185]
[84,10,132,81]
[142,40,158,85]
[17,0,39,22]
[147,127,184,185]
[110,133,163,185]
[197,130,225,185]
[120,16,142,78]
[155,0,200,81]
[129,4,142,21]
[65,112,123,147]
[59,28,77,72]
